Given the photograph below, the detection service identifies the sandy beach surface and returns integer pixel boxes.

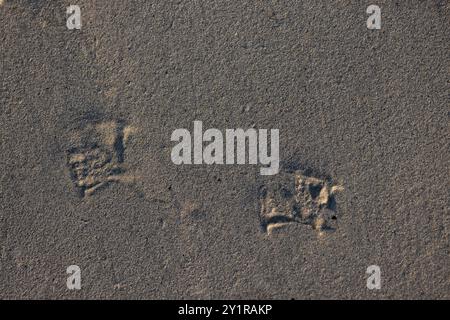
[0,0,448,299]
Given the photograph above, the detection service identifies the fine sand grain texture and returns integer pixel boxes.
[0,1,449,299]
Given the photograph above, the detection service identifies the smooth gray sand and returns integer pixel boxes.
[0,0,448,299]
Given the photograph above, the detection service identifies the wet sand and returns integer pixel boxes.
[0,0,448,299]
